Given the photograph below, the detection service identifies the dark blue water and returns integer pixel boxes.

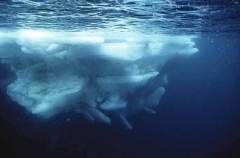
[1,0,240,158]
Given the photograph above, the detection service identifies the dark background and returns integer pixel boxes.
[0,37,239,158]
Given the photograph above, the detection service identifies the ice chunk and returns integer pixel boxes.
[7,73,85,118]
[146,87,165,107]
[148,43,163,55]
[99,100,127,111]
[143,107,156,114]
[119,113,133,130]
[17,30,104,45]
[100,43,145,60]
[46,44,70,54]
[86,107,111,125]
[75,109,95,122]
[83,86,99,107]
[0,32,15,45]
[97,72,159,97]
[162,74,168,86]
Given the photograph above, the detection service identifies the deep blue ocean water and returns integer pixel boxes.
[0,0,240,158]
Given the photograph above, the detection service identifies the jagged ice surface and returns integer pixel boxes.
[0,30,198,129]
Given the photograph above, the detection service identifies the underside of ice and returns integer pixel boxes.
[0,30,198,129]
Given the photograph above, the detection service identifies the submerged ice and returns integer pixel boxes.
[0,30,198,129]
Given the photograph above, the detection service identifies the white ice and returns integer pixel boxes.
[0,30,198,129]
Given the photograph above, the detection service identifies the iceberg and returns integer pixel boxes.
[0,30,198,129]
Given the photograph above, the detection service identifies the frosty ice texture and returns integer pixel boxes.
[0,30,198,129]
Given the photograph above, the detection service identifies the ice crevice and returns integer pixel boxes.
[0,30,198,129]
